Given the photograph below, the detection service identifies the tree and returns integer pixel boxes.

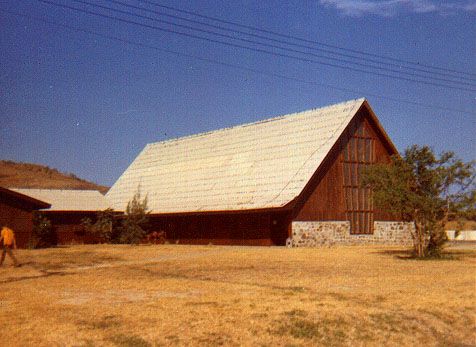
[81,208,116,243]
[362,145,475,258]
[31,212,55,248]
[118,190,150,244]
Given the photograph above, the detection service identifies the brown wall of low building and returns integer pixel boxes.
[0,200,35,248]
[148,211,291,246]
[43,211,100,245]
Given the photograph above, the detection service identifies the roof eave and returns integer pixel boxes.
[147,205,293,217]
[0,187,51,209]
[42,209,119,214]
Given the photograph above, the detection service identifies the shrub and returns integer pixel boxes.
[81,208,116,243]
[31,212,55,248]
[117,191,150,244]
[144,231,166,244]
[362,145,475,258]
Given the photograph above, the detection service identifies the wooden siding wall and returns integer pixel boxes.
[0,200,34,248]
[294,108,398,222]
[44,212,100,245]
[148,211,291,246]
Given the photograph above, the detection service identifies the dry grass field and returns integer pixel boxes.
[0,160,109,193]
[0,245,474,346]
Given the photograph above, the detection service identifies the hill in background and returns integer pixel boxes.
[0,160,109,194]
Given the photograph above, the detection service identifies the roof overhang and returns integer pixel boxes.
[361,99,399,155]
[41,209,123,214]
[0,186,51,210]
[145,205,293,217]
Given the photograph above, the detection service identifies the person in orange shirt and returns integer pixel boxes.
[0,225,19,267]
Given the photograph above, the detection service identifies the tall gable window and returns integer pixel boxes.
[342,121,375,234]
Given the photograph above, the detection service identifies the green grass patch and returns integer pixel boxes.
[282,318,322,339]
[284,309,308,318]
[78,315,121,330]
[184,301,220,306]
[110,334,151,347]
[197,332,232,346]
[274,316,348,343]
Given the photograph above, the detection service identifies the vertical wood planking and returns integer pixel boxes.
[294,107,399,227]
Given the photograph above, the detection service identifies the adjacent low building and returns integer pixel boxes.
[12,189,112,245]
[0,187,51,248]
[106,98,413,246]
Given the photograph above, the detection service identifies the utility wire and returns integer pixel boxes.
[69,0,476,89]
[1,8,473,116]
[115,0,476,83]
[37,0,476,92]
[138,0,476,79]
[102,0,476,86]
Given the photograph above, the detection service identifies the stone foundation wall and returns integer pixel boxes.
[373,221,414,245]
[290,221,414,247]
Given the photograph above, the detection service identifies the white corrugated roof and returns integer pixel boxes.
[12,189,112,211]
[106,98,367,213]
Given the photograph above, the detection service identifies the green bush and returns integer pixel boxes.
[31,212,55,248]
[81,208,116,243]
[362,145,475,258]
[117,191,150,244]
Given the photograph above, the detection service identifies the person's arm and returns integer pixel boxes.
[13,234,17,249]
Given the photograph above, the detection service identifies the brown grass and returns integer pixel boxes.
[0,160,108,193]
[446,218,476,231]
[0,244,474,346]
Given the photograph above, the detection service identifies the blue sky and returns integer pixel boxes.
[1,0,475,186]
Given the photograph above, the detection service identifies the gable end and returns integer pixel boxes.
[290,103,398,224]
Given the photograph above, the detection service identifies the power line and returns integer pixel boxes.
[101,0,476,86]
[104,0,476,84]
[137,0,476,79]
[66,0,476,90]
[37,0,476,92]
[1,8,473,116]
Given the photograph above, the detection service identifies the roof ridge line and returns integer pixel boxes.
[147,98,366,148]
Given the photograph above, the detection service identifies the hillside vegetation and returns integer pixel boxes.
[0,160,108,194]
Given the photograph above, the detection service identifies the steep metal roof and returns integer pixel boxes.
[12,189,111,212]
[106,98,368,213]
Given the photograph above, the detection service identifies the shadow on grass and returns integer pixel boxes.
[371,249,414,260]
[0,269,69,284]
[136,267,309,293]
[372,248,476,261]
[17,253,125,272]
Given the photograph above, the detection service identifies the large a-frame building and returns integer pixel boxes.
[107,98,413,246]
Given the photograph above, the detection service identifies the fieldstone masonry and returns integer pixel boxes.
[290,221,414,247]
